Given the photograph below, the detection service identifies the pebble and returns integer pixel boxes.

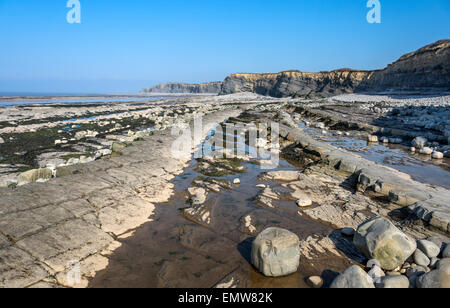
[419,147,433,155]
[431,151,444,159]
[306,276,323,288]
[233,178,241,185]
[367,135,378,143]
[296,197,312,207]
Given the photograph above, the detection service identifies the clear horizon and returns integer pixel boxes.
[0,0,449,94]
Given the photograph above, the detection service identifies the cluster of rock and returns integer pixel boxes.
[335,217,449,288]
[365,134,448,158]
[251,217,449,288]
[411,136,447,158]
[1,101,228,187]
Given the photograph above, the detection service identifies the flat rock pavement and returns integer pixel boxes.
[0,108,241,288]
[278,123,450,235]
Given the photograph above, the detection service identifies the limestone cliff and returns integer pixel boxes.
[219,40,450,97]
[141,82,222,94]
[142,40,449,97]
[357,40,450,92]
[220,69,373,98]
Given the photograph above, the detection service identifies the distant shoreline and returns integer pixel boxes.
[0,93,215,101]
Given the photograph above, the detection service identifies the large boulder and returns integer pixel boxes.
[330,265,375,288]
[251,227,300,277]
[353,217,416,270]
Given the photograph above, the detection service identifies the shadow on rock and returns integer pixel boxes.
[320,269,340,288]
[329,230,365,263]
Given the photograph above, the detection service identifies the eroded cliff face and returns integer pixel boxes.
[219,40,450,97]
[357,40,450,92]
[142,40,449,97]
[142,82,222,94]
[220,70,373,98]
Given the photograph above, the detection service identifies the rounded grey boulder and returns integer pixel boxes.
[251,227,300,277]
[353,217,417,271]
[413,249,431,267]
[375,275,410,288]
[443,244,450,258]
[417,240,440,258]
[426,236,447,254]
[330,265,375,288]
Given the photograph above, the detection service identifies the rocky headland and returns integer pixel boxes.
[142,40,449,98]
[219,69,372,98]
[357,40,450,92]
[219,40,449,97]
[141,82,223,94]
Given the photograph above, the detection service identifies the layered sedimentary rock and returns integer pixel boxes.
[357,40,450,92]
[141,40,449,97]
[219,40,450,97]
[141,82,222,94]
[220,70,373,98]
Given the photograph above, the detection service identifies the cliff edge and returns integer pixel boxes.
[357,40,450,92]
[219,40,450,97]
[220,69,373,98]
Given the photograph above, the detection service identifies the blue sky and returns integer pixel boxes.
[0,0,448,94]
